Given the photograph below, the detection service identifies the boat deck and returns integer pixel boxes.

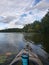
[10,49,43,65]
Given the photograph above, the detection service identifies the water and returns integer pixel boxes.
[0,33,49,64]
[0,33,26,54]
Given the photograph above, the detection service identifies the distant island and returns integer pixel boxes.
[0,28,23,32]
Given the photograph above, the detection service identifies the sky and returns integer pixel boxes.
[0,0,49,30]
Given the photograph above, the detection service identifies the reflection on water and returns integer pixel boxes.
[0,33,25,54]
[0,33,49,59]
[24,33,49,54]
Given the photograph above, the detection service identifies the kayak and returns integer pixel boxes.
[10,45,43,65]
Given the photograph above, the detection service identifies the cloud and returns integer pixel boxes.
[0,0,49,29]
[26,0,49,11]
[21,14,27,18]
[0,0,33,16]
[33,0,41,6]
[7,21,23,29]
[34,0,49,10]
[0,16,17,23]
[18,9,47,25]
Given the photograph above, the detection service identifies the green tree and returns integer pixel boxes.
[41,11,49,33]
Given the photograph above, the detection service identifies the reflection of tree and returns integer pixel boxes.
[42,34,49,53]
[24,33,42,43]
[24,33,49,53]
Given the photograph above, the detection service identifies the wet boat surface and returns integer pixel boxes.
[10,45,43,65]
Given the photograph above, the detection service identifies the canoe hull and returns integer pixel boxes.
[10,49,43,65]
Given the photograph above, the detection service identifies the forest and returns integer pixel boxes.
[23,11,49,33]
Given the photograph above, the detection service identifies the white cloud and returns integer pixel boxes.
[7,21,23,29]
[18,9,47,26]
[34,0,49,10]
[0,0,33,16]
[26,0,49,11]
[0,0,49,29]
[0,16,17,23]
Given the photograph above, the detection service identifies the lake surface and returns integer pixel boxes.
[0,33,49,59]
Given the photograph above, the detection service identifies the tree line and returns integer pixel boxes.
[0,11,49,33]
[23,11,49,34]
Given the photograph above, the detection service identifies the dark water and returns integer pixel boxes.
[24,33,49,53]
[0,33,49,64]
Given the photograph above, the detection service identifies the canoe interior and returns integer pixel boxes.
[12,60,39,65]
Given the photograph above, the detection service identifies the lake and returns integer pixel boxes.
[0,33,49,65]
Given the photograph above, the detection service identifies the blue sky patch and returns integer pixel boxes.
[46,0,49,2]
[29,11,32,15]
[21,14,27,17]
[34,0,41,5]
